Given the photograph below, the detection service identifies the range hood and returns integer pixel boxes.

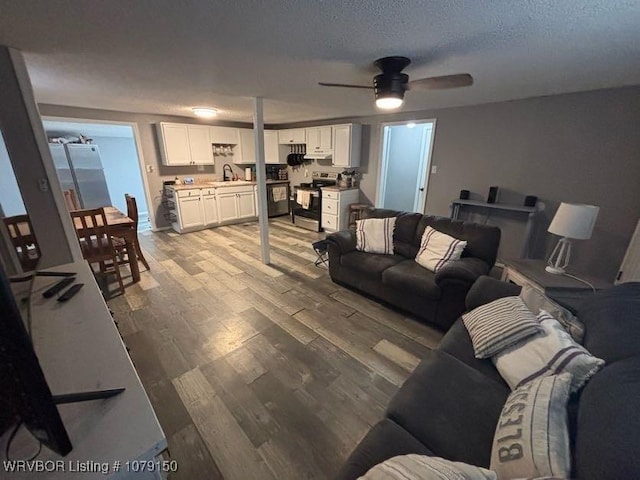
[304,150,332,160]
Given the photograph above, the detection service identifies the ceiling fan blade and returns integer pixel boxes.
[409,73,473,90]
[318,82,373,90]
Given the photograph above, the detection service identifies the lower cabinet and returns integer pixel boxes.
[321,188,360,233]
[170,186,257,233]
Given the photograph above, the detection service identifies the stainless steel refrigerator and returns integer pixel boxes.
[50,144,112,209]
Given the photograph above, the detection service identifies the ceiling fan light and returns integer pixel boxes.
[376,96,403,110]
[192,107,218,118]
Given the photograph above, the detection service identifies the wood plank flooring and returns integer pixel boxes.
[108,219,443,480]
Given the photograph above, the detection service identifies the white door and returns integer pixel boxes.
[264,130,281,164]
[178,196,204,229]
[237,191,256,218]
[217,192,239,222]
[332,124,350,167]
[202,193,218,226]
[319,126,332,150]
[377,120,436,213]
[162,124,191,165]
[306,127,320,150]
[187,126,213,164]
[236,129,256,164]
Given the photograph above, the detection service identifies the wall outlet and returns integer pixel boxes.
[146,164,154,173]
[431,165,437,174]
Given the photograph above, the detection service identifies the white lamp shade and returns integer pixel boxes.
[548,203,599,240]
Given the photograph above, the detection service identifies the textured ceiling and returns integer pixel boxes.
[1,0,639,123]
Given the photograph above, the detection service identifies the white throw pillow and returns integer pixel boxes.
[491,373,572,480]
[359,454,496,480]
[356,217,396,254]
[462,296,542,359]
[493,309,604,393]
[415,226,467,272]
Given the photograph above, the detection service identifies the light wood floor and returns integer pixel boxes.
[108,219,443,480]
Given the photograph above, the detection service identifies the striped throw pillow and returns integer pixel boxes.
[415,226,467,272]
[359,454,497,480]
[491,373,571,480]
[493,310,604,393]
[356,218,396,254]
[462,296,542,359]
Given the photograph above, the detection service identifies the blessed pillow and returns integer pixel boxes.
[491,373,571,480]
[356,217,396,254]
[462,296,542,359]
[519,284,585,343]
[359,454,496,480]
[415,226,467,272]
[493,309,604,393]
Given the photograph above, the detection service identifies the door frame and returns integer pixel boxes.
[42,116,156,230]
[375,119,437,213]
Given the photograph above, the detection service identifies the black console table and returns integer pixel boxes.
[450,199,544,258]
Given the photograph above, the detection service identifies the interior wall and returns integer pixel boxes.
[277,86,640,281]
[89,135,149,220]
[38,104,254,229]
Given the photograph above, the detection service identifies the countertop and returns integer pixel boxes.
[168,180,289,190]
[321,185,359,192]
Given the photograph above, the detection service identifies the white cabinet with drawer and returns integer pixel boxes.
[321,188,360,233]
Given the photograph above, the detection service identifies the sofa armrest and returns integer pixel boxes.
[465,276,521,311]
[435,257,490,286]
[326,230,357,254]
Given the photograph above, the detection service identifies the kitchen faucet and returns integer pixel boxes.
[222,164,233,181]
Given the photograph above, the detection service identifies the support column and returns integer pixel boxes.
[253,97,270,264]
[0,46,82,268]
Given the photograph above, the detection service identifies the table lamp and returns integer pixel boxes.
[546,202,599,275]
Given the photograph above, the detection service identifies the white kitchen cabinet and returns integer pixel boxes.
[202,189,218,226]
[237,191,257,218]
[306,126,333,153]
[278,128,306,144]
[177,194,204,230]
[332,123,362,168]
[158,122,214,166]
[210,126,239,145]
[235,129,286,164]
[321,187,360,232]
[217,191,239,222]
[216,185,257,222]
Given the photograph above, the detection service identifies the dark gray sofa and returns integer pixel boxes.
[326,208,501,330]
[337,277,640,480]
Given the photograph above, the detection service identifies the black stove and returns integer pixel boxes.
[291,172,338,232]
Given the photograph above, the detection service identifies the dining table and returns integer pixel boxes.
[72,206,141,283]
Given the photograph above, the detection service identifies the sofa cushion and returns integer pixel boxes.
[490,373,572,480]
[416,216,501,267]
[493,310,604,393]
[386,350,510,468]
[579,282,640,363]
[356,217,396,254]
[359,454,497,480]
[462,296,542,359]
[574,358,640,480]
[381,260,441,299]
[341,251,405,276]
[362,209,424,259]
[415,226,467,273]
[437,320,507,385]
[335,419,434,480]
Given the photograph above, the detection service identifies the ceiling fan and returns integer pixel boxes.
[319,56,473,110]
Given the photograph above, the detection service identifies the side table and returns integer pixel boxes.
[500,259,611,314]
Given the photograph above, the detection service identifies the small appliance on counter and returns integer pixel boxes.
[266,165,288,180]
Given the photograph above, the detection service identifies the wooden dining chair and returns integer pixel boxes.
[3,214,41,271]
[63,189,80,210]
[114,194,150,271]
[71,207,125,295]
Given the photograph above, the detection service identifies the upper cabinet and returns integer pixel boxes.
[332,124,362,168]
[278,128,306,144]
[306,126,333,153]
[157,122,214,166]
[210,126,239,145]
[235,129,287,164]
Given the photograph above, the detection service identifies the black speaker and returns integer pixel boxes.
[524,195,538,207]
[459,189,470,200]
[487,186,499,204]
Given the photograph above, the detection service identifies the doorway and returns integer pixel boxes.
[377,120,436,213]
[42,119,152,231]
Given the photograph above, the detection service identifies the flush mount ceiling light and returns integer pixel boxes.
[406,121,417,128]
[192,107,218,118]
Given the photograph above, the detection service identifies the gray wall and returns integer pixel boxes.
[38,104,254,229]
[278,86,640,281]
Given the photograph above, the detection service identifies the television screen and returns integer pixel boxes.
[0,263,72,456]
